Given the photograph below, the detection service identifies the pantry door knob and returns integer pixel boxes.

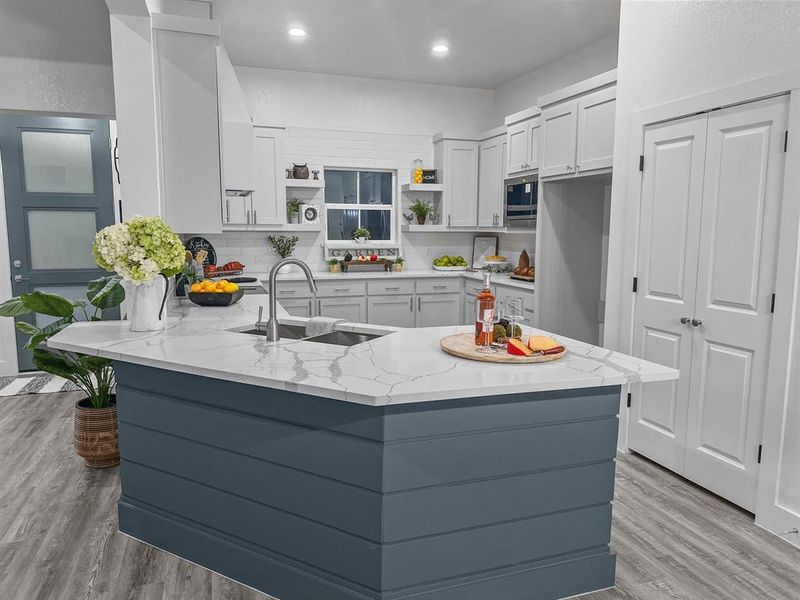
[691,318,703,327]
[680,316,691,325]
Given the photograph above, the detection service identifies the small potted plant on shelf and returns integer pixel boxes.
[328,258,341,273]
[286,198,302,224]
[0,277,126,468]
[352,227,371,244]
[394,256,405,272]
[409,199,433,225]
[268,234,300,273]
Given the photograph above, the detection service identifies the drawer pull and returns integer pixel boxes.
[385,286,400,290]
[281,290,296,294]
[334,288,350,292]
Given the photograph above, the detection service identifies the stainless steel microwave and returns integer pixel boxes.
[505,177,537,228]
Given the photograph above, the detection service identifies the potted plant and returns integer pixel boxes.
[0,277,126,467]
[409,199,433,225]
[328,258,341,273]
[93,216,184,332]
[352,226,371,244]
[394,256,405,272]
[268,235,300,273]
[286,198,302,224]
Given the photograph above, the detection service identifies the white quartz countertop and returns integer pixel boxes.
[48,296,677,406]
[237,269,535,292]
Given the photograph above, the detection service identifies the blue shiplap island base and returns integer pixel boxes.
[115,362,620,600]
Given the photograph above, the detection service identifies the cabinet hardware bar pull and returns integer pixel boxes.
[226,199,230,222]
[334,288,349,292]
[246,210,250,224]
[418,297,421,311]
[409,297,413,311]
[308,300,313,315]
[253,210,257,224]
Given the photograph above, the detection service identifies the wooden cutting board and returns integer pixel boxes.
[440,333,566,364]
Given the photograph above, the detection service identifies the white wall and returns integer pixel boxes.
[487,34,619,127]
[0,0,115,116]
[235,66,493,135]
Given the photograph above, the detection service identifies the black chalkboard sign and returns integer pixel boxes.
[184,237,216,267]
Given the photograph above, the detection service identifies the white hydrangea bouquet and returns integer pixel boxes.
[93,216,185,332]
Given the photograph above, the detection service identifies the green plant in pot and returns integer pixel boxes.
[286,198,302,224]
[0,276,126,468]
[409,199,433,225]
[352,227,371,244]
[394,256,405,272]
[328,257,341,273]
[268,235,300,273]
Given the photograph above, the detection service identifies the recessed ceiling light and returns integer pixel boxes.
[288,27,307,38]
[431,43,449,56]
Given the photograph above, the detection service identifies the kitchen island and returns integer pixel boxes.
[49,296,678,600]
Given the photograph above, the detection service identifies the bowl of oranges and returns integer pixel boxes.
[187,279,243,306]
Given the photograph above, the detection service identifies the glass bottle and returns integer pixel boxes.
[412,158,423,184]
[474,272,495,346]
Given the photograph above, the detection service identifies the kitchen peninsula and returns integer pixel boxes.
[48,296,678,600]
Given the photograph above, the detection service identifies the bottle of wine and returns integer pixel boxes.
[474,272,495,345]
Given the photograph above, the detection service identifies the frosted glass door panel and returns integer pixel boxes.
[21,131,94,193]
[27,209,97,269]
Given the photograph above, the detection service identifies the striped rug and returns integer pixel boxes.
[0,374,81,397]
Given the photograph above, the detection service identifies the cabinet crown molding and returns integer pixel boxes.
[504,106,541,127]
[538,69,617,109]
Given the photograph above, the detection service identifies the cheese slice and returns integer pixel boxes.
[527,335,559,352]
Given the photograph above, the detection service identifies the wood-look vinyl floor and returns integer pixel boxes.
[0,391,798,600]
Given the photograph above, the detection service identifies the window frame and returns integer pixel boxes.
[324,167,397,247]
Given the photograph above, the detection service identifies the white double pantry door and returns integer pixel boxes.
[630,95,788,511]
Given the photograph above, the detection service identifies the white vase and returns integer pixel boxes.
[278,264,294,274]
[127,277,168,332]
[355,237,367,244]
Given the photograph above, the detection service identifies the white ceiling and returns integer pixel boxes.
[215,0,620,89]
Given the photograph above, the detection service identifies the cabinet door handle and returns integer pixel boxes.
[433,285,447,290]
[418,297,422,311]
[447,214,451,227]
[334,288,349,292]
[409,297,413,311]
[385,286,400,290]
[246,209,251,224]
[308,300,313,315]
[680,316,691,325]
[691,318,703,327]
[226,199,230,222]
[253,209,257,224]
[317,299,321,314]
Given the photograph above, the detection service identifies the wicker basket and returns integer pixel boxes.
[74,397,119,468]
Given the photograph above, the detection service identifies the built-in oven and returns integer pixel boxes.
[505,176,537,228]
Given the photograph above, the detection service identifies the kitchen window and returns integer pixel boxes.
[324,169,394,242]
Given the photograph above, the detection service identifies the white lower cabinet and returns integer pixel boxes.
[280,297,315,318]
[495,286,535,324]
[416,293,462,328]
[318,296,367,322]
[367,295,415,328]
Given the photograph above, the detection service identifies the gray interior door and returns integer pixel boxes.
[0,115,116,371]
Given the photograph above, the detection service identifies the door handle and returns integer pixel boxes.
[308,300,313,315]
[409,297,413,311]
[14,275,30,283]
[246,210,251,224]
[226,199,230,222]
[691,318,703,327]
[418,297,421,311]
[447,214,451,227]
[680,316,691,325]
[253,210,257,224]
[113,138,121,184]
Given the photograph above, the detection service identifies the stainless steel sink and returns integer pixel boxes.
[237,323,307,339]
[304,331,384,346]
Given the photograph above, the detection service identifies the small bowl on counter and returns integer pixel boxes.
[187,289,244,307]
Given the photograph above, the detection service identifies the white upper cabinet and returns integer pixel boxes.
[251,127,286,225]
[505,109,541,176]
[434,135,479,228]
[537,70,617,180]
[153,24,222,233]
[218,47,255,192]
[540,100,579,178]
[576,87,616,173]
[478,134,505,228]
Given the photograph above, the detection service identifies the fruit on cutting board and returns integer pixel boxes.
[528,335,560,352]
[507,338,533,356]
[190,279,239,294]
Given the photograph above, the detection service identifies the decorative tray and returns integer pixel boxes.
[440,333,566,364]
[433,265,469,271]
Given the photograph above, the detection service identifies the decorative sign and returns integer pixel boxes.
[184,236,216,267]
[328,247,399,259]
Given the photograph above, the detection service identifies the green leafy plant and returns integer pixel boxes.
[286,198,302,220]
[409,199,433,219]
[0,276,125,409]
[268,235,300,259]
[352,226,371,240]
[395,256,405,265]
[328,258,339,266]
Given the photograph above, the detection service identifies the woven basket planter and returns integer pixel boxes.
[74,397,119,468]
